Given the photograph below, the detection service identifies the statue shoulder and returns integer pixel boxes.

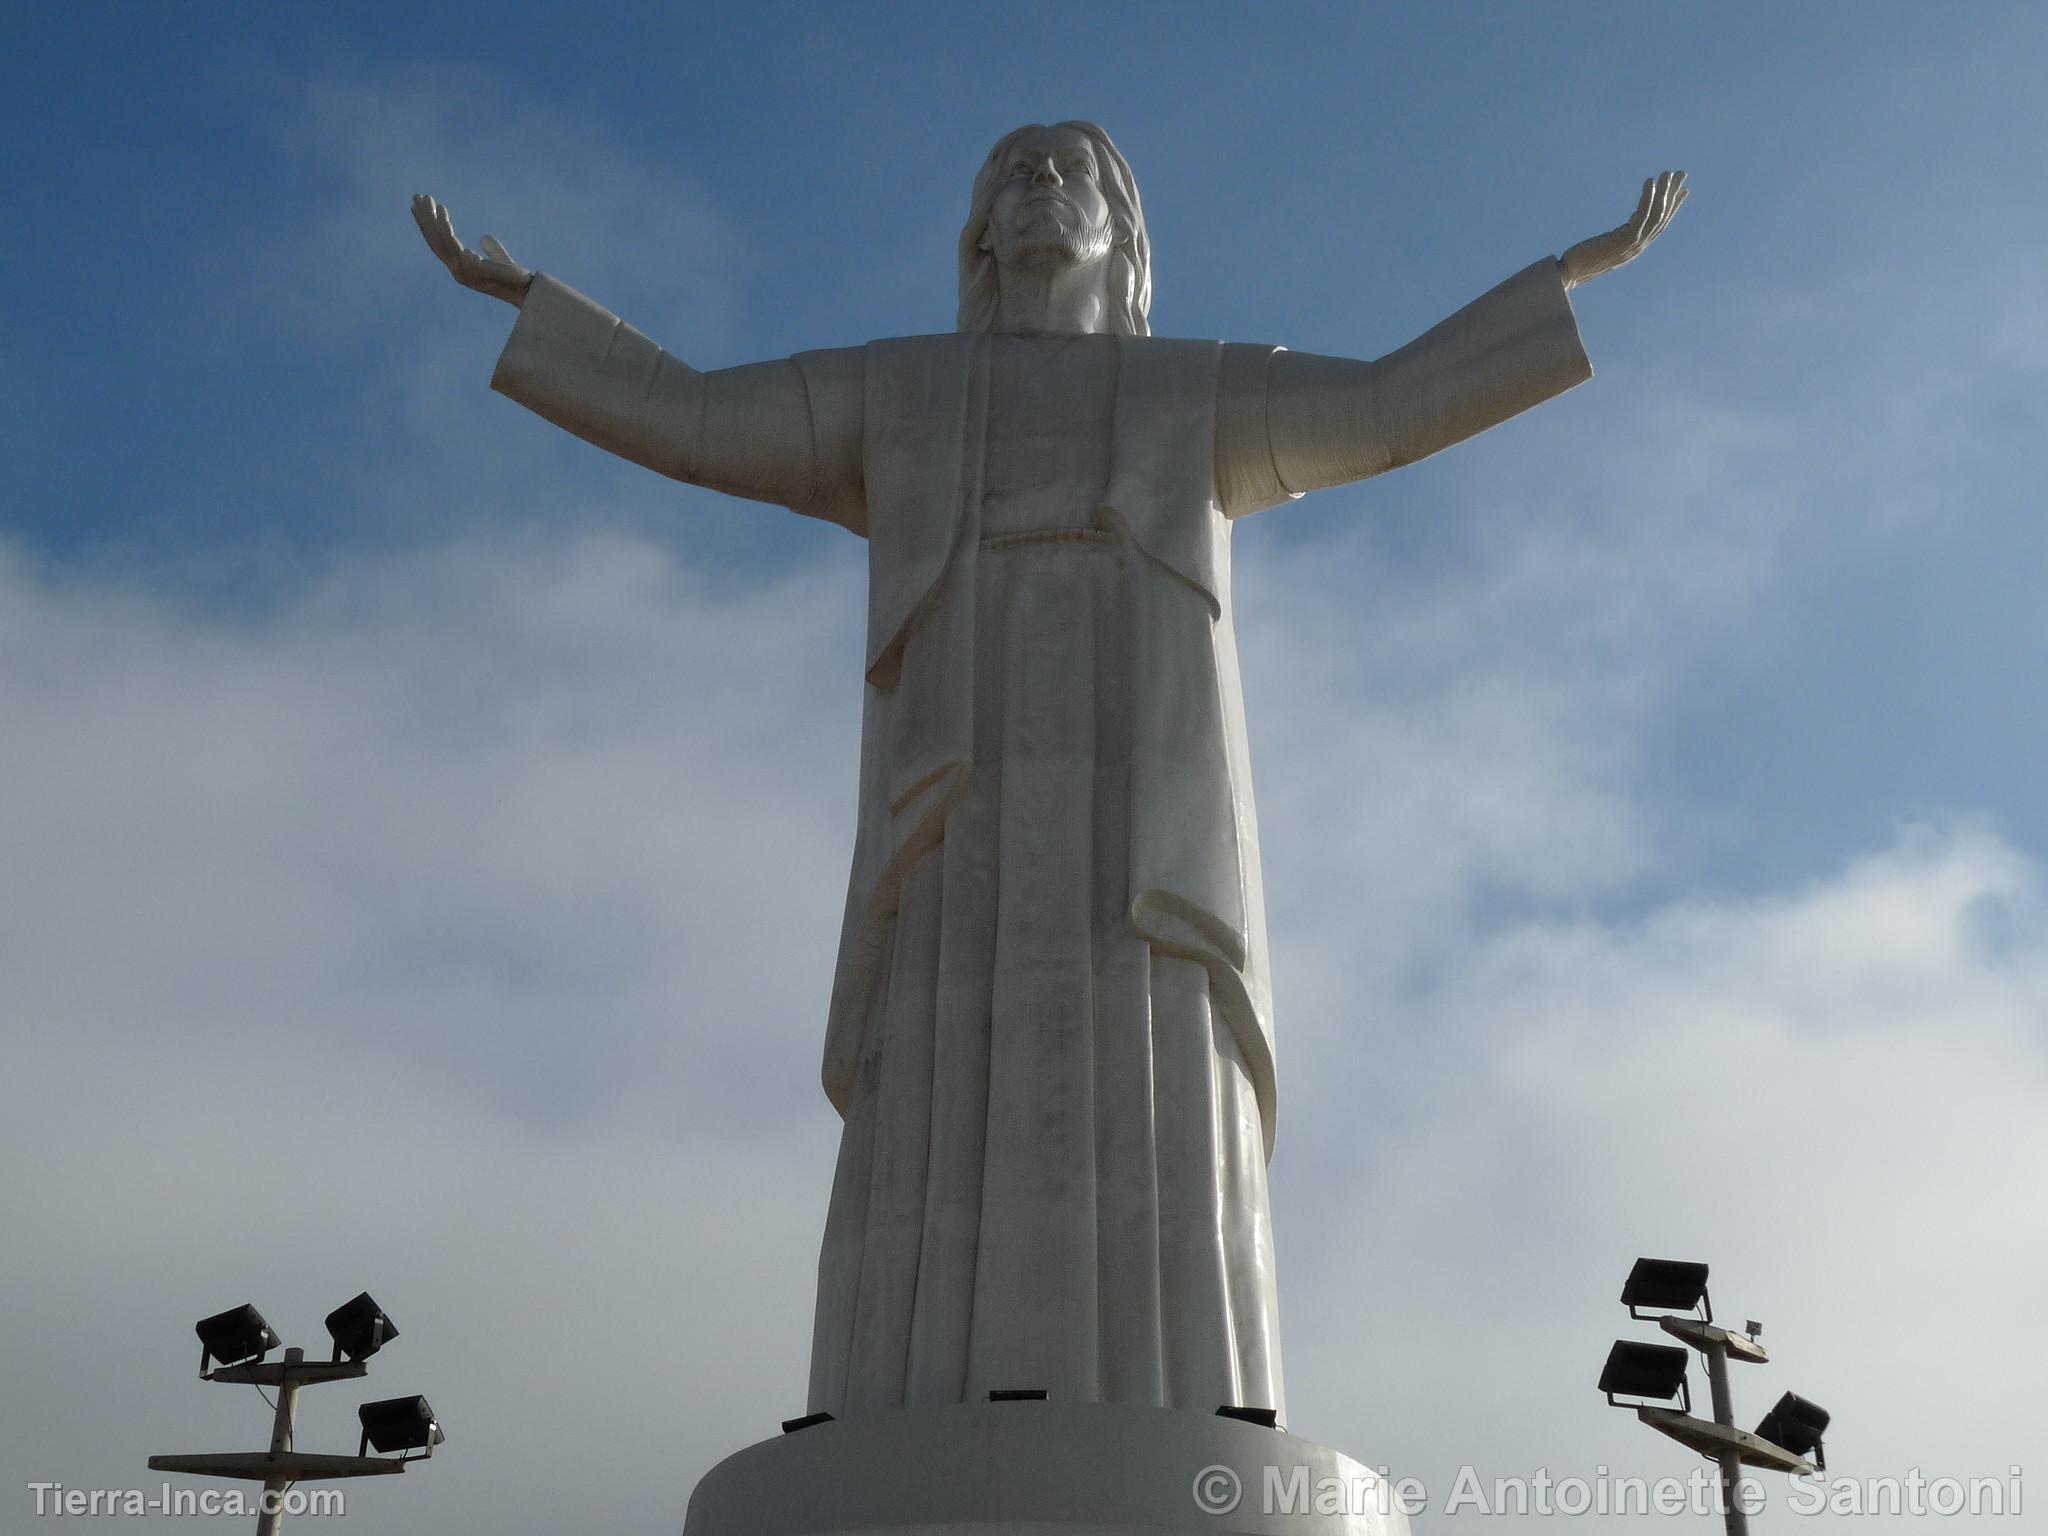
[1122,334,1236,391]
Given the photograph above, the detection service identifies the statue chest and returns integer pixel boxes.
[979,335,1119,537]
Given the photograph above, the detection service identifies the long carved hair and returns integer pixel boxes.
[956,121,1152,336]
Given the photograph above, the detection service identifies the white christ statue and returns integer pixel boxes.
[414,123,1684,1427]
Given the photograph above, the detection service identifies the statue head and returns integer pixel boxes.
[957,122,1152,337]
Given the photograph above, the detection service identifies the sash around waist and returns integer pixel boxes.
[978,526,1119,552]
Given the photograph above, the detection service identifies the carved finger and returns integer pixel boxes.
[1638,179,1685,250]
[1642,183,1667,238]
[411,195,444,250]
[1630,185,1662,244]
[480,234,516,267]
[1656,175,1686,235]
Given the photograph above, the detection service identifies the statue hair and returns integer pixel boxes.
[956,122,1152,337]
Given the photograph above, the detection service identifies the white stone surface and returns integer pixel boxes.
[412,123,1683,1434]
[682,1402,1413,1535]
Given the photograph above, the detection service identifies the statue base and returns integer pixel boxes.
[682,1401,1414,1534]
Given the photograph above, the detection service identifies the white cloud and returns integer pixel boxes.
[1230,372,1798,1035]
[1282,825,2048,1529]
[0,532,866,1135]
[254,61,735,356]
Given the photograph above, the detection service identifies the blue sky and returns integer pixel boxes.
[5,3,2046,1531]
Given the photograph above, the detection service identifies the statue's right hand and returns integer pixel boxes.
[411,194,532,307]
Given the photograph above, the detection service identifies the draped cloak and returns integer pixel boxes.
[799,333,1293,1419]
[488,258,1593,1424]
[812,332,1282,1162]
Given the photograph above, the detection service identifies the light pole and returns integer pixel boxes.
[149,1296,442,1534]
[1598,1258,1830,1535]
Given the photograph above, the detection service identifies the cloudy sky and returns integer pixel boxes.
[5,3,2045,1531]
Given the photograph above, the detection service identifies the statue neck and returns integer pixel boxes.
[992,256,1112,336]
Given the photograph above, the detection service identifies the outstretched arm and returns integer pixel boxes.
[411,196,862,528]
[1223,173,1686,510]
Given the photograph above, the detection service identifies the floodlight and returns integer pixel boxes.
[324,1293,399,1362]
[1620,1257,1712,1321]
[1599,1340,1692,1413]
[1217,1405,1281,1429]
[781,1411,834,1434]
[357,1395,445,1458]
[195,1304,277,1373]
[1756,1391,1830,1469]
[987,1388,1048,1402]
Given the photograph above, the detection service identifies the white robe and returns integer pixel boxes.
[488,259,1592,1420]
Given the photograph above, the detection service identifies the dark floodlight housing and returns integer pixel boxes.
[781,1411,835,1434]
[1756,1391,1831,1470]
[1217,1405,1281,1429]
[987,1388,1048,1402]
[1621,1257,1712,1322]
[324,1292,399,1362]
[1599,1340,1692,1414]
[357,1395,444,1458]
[195,1304,278,1373]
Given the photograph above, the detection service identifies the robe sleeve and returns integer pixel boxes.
[490,272,864,532]
[1214,342,1299,518]
[1225,257,1593,514]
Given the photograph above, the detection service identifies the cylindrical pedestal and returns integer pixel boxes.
[683,1401,1413,1534]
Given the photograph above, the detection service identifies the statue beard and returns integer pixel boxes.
[993,209,1116,272]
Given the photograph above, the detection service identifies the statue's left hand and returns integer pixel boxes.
[1559,171,1687,290]
[411,194,533,307]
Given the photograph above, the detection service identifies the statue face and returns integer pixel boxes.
[983,125,1114,271]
